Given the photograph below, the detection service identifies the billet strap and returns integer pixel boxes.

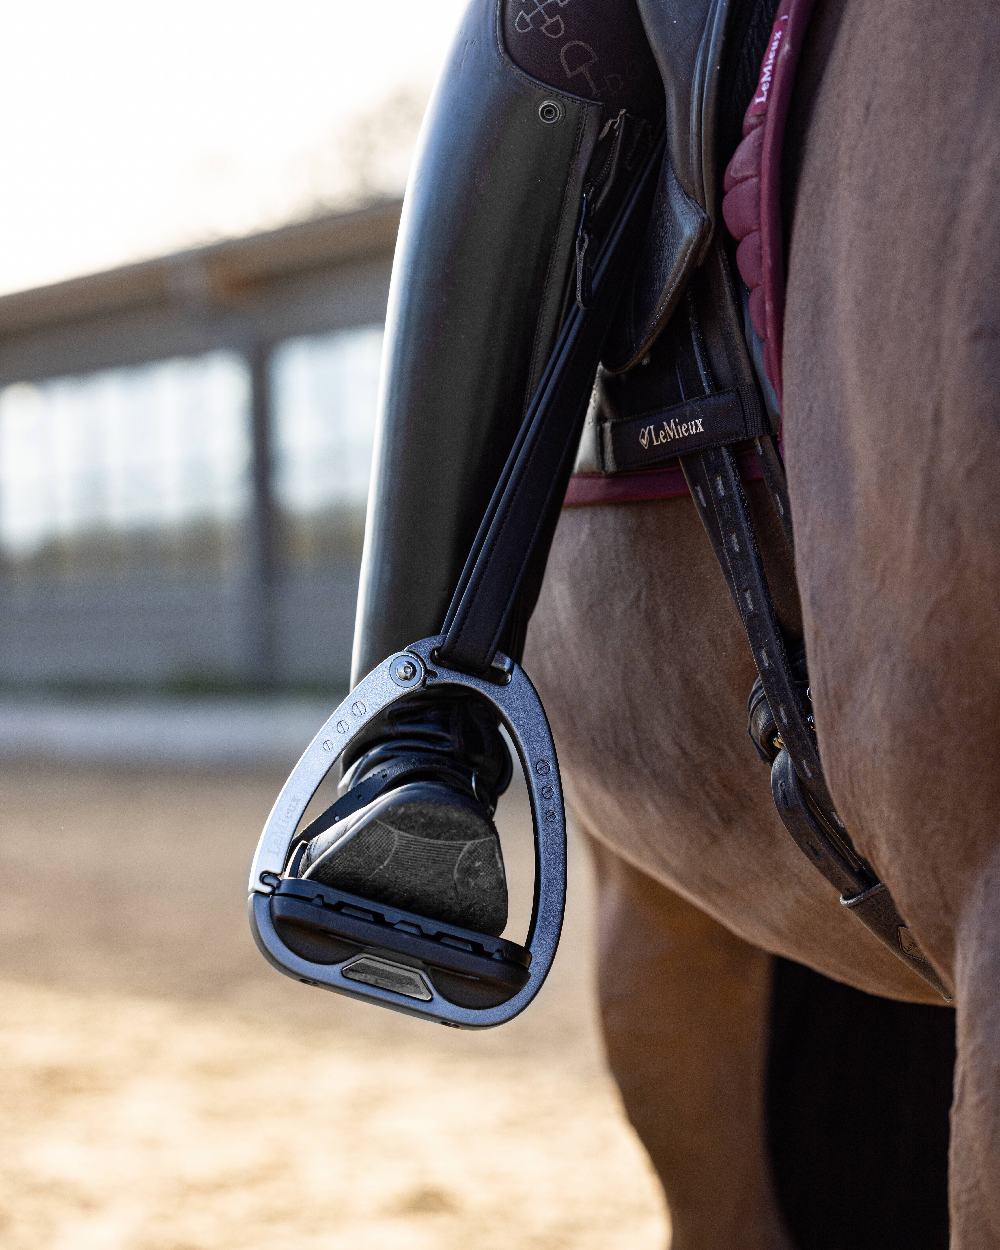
[438,136,665,676]
[709,0,950,993]
[680,435,950,999]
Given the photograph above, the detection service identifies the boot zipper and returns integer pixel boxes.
[575,190,594,308]
[574,111,648,311]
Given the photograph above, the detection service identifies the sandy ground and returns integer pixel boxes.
[0,762,667,1250]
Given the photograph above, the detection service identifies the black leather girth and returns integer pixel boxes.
[671,263,950,1000]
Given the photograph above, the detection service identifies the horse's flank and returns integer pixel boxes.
[785,4,1000,1238]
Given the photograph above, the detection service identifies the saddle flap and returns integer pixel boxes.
[603,0,734,372]
[602,157,711,373]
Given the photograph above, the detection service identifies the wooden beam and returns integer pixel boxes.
[0,200,402,385]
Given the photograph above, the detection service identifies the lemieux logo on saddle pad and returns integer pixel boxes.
[749,12,788,115]
[602,390,753,473]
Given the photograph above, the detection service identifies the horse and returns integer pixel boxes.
[525,3,1000,1246]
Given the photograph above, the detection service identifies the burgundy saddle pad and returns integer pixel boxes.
[722,0,815,408]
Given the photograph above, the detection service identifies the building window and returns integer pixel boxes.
[271,324,382,566]
[0,352,251,579]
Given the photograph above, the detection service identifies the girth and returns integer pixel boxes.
[434,0,949,998]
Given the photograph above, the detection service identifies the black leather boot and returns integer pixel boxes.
[293,0,662,935]
[298,694,512,933]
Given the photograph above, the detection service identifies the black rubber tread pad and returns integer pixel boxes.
[300,782,508,936]
[270,878,530,1011]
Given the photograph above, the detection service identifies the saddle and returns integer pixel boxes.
[569,0,807,503]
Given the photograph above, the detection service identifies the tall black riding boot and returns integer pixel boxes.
[296,0,662,934]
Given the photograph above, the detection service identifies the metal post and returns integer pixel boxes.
[247,342,279,689]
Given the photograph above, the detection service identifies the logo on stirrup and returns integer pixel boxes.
[514,0,571,40]
[639,415,706,451]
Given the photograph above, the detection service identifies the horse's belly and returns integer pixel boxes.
[525,497,937,1003]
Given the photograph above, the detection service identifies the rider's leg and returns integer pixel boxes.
[295,0,662,932]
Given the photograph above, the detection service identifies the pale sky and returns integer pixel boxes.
[0,0,468,295]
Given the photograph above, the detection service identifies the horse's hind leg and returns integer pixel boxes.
[588,835,793,1250]
[950,852,1000,1243]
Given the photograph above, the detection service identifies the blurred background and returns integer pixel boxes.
[0,3,666,1248]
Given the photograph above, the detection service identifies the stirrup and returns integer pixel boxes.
[247,635,566,1028]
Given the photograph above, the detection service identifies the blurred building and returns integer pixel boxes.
[0,202,402,694]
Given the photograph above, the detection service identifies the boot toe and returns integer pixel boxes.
[300,781,508,936]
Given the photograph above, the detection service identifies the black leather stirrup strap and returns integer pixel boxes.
[677,356,950,1000]
[438,137,664,676]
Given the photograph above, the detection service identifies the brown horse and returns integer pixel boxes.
[526,3,1000,1246]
